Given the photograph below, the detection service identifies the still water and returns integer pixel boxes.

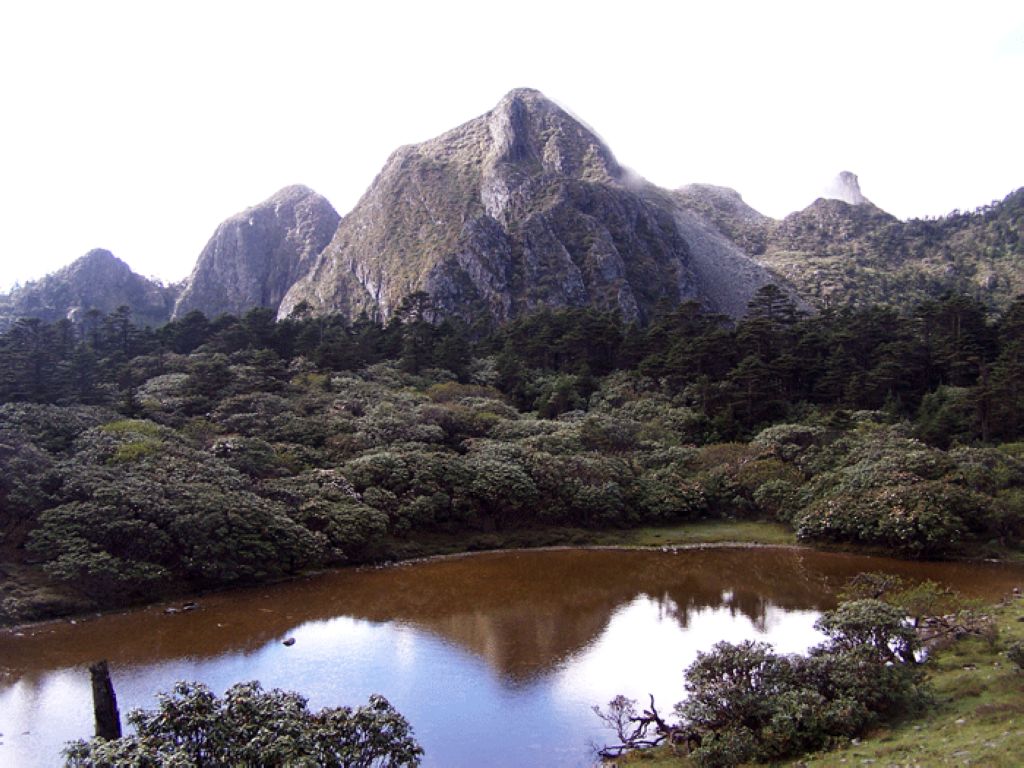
[2,546,1022,767]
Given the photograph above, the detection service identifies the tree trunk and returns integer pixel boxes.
[89,660,121,740]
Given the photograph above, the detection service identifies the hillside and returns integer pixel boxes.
[0,249,178,331]
[677,178,1024,310]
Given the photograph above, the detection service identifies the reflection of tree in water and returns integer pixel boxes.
[654,549,842,632]
[2,548,1022,685]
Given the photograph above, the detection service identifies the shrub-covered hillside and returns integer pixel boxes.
[3,288,1024,623]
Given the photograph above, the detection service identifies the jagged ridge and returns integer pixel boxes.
[677,178,1024,309]
[279,89,781,323]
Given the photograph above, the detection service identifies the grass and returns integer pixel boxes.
[592,520,795,548]
[378,520,797,563]
[794,596,1024,767]
[610,594,1024,767]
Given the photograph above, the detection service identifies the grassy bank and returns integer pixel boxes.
[375,520,795,560]
[795,595,1024,767]
[0,520,795,628]
[612,594,1024,767]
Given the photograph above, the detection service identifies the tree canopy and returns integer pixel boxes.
[64,681,422,768]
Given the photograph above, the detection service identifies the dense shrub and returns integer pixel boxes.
[792,428,1005,555]
[7,297,1024,622]
[795,481,978,556]
[25,424,323,598]
[64,681,422,767]
[675,600,924,767]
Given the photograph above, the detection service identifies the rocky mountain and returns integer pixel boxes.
[672,184,773,256]
[173,185,340,320]
[676,178,1024,310]
[765,187,1024,309]
[278,89,781,324]
[822,170,870,206]
[9,94,1019,330]
[0,249,178,331]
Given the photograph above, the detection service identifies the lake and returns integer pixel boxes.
[2,546,1022,767]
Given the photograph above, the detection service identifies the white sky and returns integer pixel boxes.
[1,0,1022,290]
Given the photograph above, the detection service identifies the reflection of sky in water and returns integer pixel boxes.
[0,595,826,768]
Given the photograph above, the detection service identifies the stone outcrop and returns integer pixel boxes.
[173,185,339,320]
[822,171,870,206]
[0,249,178,330]
[279,89,782,323]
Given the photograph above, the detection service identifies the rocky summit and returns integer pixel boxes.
[0,249,177,331]
[822,170,870,206]
[174,185,340,320]
[7,91,1020,329]
[278,89,780,324]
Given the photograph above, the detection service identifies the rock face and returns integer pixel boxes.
[174,185,339,320]
[822,171,870,206]
[279,89,781,323]
[673,184,773,256]
[0,249,178,331]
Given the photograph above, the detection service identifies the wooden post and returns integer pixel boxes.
[89,660,121,740]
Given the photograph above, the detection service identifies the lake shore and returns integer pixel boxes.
[6,518,1024,633]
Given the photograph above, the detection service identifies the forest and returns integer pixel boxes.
[3,286,1024,624]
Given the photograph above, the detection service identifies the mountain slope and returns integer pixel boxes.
[760,189,1024,309]
[672,184,773,256]
[0,249,177,330]
[279,89,780,323]
[676,177,1024,310]
[173,185,339,320]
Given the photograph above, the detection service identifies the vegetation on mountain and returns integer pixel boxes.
[278,89,779,324]
[0,250,178,332]
[739,188,1024,310]
[3,286,1024,624]
[173,185,340,320]
[4,92,1020,336]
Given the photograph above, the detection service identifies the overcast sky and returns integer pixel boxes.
[1,0,1022,290]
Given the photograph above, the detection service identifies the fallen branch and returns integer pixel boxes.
[593,694,698,760]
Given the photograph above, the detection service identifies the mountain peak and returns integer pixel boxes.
[69,248,125,271]
[822,171,870,206]
[60,249,137,283]
[498,87,547,103]
[172,185,340,320]
[266,184,316,202]
[78,247,118,262]
[278,90,780,324]
[0,249,176,330]
[482,88,620,183]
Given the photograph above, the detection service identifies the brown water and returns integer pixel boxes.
[1,547,1022,767]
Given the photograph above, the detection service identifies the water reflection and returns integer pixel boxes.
[1,547,1021,767]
